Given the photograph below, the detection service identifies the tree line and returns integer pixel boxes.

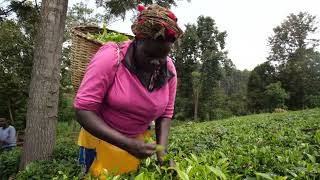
[172,12,320,120]
[1,2,320,127]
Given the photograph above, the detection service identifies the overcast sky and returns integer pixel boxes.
[69,0,320,70]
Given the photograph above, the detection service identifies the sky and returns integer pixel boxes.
[69,0,320,70]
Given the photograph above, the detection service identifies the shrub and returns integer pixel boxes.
[211,108,233,120]
[305,95,320,108]
[52,141,79,161]
[16,159,82,180]
[173,112,186,121]
[1,140,81,179]
[0,148,21,179]
[16,141,81,179]
[58,93,75,122]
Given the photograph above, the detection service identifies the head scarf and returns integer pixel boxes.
[131,4,183,42]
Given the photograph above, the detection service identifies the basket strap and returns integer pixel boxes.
[108,43,121,91]
[116,44,120,67]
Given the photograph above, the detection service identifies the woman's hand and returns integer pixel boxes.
[76,110,156,159]
[157,150,166,166]
[157,151,176,167]
[155,118,172,166]
[127,139,156,159]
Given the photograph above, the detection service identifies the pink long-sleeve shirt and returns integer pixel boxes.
[74,41,177,137]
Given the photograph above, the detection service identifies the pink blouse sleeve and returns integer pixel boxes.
[73,42,119,112]
[161,58,177,119]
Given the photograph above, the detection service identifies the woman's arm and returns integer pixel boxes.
[155,117,171,164]
[155,59,177,165]
[76,109,156,159]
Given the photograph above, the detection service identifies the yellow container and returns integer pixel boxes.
[78,128,151,178]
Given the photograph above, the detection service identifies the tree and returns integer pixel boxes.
[0,21,29,125]
[268,12,319,65]
[281,50,320,109]
[101,0,182,20]
[191,71,201,121]
[0,0,34,22]
[264,82,288,111]
[267,12,320,109]
[197,16,228,120]
[20,0,68,169]
[172,16,230,120]
[247,62,277,112]
[221,65,250,116]
[172,24,199,119]
[65,2,104,41]
[304,52,320,108]
[0,1,39,128]
[210,87,232,120]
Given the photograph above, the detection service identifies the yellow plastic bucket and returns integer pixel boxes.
[78,128,151,178]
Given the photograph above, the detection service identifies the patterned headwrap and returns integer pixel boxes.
[131,4,183,42]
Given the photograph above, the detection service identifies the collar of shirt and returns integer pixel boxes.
[121,42,174,92]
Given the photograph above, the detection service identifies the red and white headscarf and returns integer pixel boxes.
[131,4,183,42]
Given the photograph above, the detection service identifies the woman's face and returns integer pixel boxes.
[134,39,172,73]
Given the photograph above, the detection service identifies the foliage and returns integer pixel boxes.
[305,95,320,108]
[197,16,227,120]
[219,65,250,116]
[62,2,106,94]
[65,2,103,41]
[247,12,320,112]
[3,122,81,179]
[247,62,277,112]
[87,25,129,44]
[264,82,288,111]
[168,108,320,179]
[6,108,320,179]
[0,148,21,179]
[225,93,249,116]
[101,0,181,20]
[267,12,320,110]
[16,158,82,180]
[58,93,75,122]
[172,16,229,120]
[279,51,320,109]
[211,108,233,120]
[221,65,249,96]
[0,1,39,127]
[56,121,80,144]
[267,12,319,64]
[191,71,201,120]
[172,24,199,119]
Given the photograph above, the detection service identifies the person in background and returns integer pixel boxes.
[74,4,183,177]
[0,117,17,151]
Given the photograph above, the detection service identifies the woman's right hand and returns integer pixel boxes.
[75,110,156,159]
[126,139,156,159]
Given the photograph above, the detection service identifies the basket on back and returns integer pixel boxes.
[70,26,133,92]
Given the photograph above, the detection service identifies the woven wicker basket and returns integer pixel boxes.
[70,26,133,91]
